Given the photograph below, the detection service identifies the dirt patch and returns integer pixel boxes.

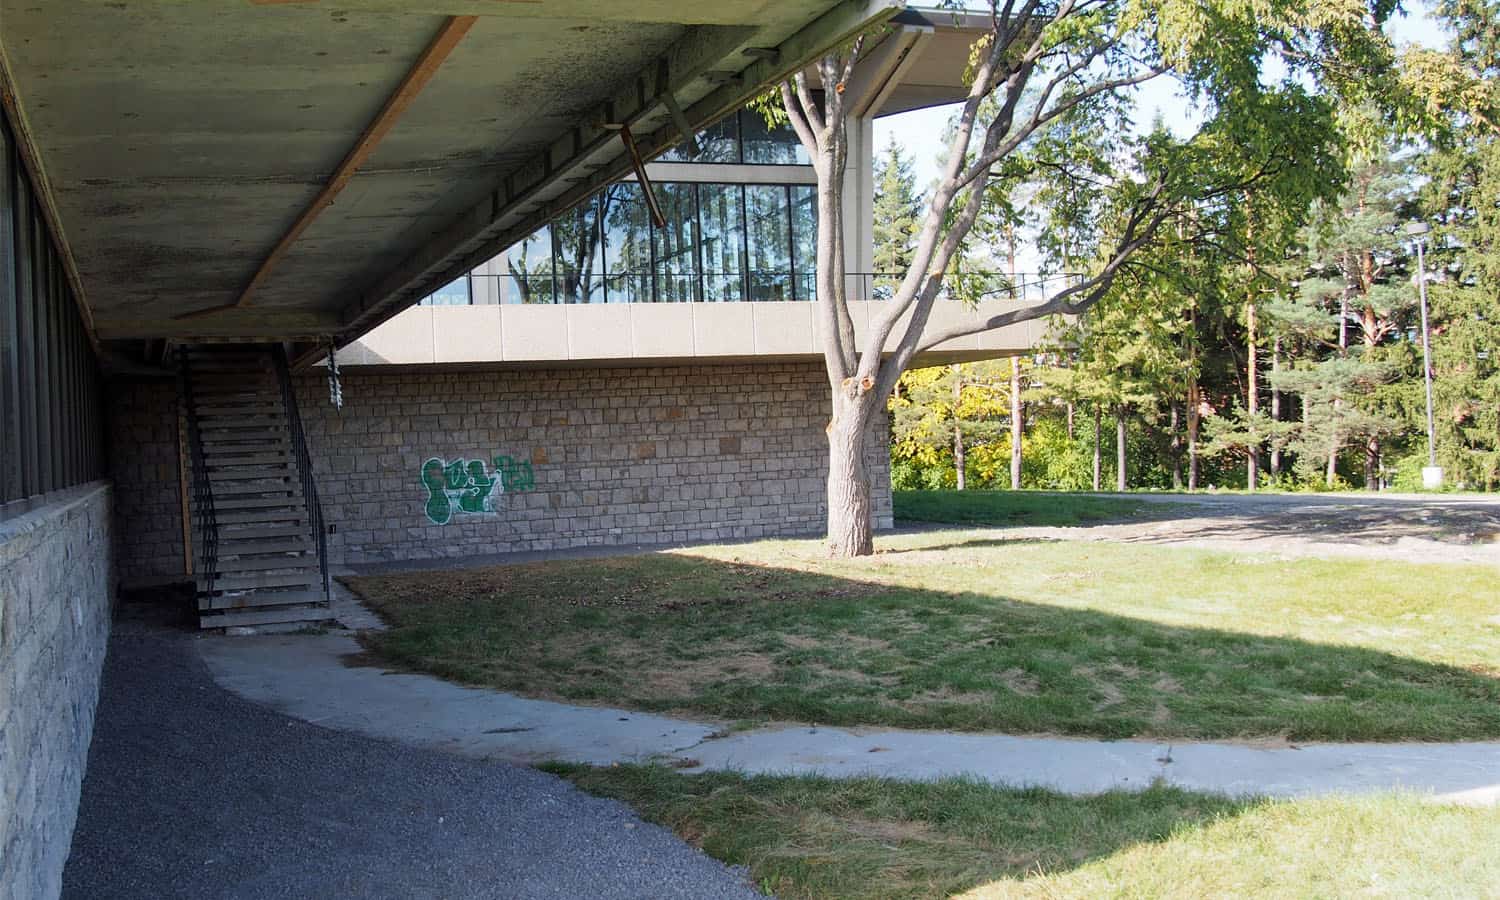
[839,815,958,847]
[999,668,1041,696]
[802,663,900,687]
[1074,666,1127,710]
[904,687,993,709]
[640,651,777,697]
[1152,675,1184,694]
[836,632,892,651]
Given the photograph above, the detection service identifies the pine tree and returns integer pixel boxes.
[1411,0,1500,488]
[871,137,922,297]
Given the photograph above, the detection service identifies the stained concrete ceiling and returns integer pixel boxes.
[0,0,900,351]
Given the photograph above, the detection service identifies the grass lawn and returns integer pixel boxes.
[892,490,1177,527]
[545,764,1500,899]
[347,532,1500,741]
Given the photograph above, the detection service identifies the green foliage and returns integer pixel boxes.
[872,137,923,282]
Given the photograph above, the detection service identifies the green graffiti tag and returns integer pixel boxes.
[421,455,536,525]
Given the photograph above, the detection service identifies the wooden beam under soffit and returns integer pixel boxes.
[174,15,477,322]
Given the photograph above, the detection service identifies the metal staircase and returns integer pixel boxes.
[178,344,332,629]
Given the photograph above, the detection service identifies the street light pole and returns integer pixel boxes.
[1406,221,1440,487]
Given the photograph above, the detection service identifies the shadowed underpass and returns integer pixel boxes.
[60,603,761,900]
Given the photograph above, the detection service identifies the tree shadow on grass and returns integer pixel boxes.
[546,762,1272,899]
[879,535,1064,554]
[348,550,1500,744]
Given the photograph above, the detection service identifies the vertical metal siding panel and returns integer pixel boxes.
[0,122,17,504]
[64,265,79,486]
[32,210,52,494]
[13,173,36,497]
[63,286,77,486]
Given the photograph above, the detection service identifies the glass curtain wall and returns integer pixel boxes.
[698,183,745,302]
[421,106,815,306]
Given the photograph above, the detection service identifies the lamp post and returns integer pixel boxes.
[1405,221,1440,489]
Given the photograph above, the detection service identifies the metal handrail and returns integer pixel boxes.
[422,271,1082,306]
[271,345,331,605]
[177,350,218,600]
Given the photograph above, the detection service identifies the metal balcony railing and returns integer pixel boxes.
[421,271,1080,307]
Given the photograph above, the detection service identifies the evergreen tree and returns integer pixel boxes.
[871,137,922,297]
[1410,0,1500,488]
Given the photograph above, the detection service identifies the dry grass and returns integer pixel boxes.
[348,531,1500,741]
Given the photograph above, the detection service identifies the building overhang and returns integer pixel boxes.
[334,299,1056,371]
[0,0,902,358]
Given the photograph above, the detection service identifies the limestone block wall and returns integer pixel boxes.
[0,484,114,900]
[107,362,893,579]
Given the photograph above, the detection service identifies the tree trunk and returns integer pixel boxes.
[954,425,966,492]
[952,368,965,491]
[1115,406,1127,492]
[1092,405,1102,492]
[1270,336,1281,479]
[1187,377,1200,490]
[1009,361,1022,490]
[1331,289,1347,483]
[1246,297,1259,492]
[826,399,874,557]
[1170,404,1183,489]
[1365,436,1380,491]
[1066,402,1075,441]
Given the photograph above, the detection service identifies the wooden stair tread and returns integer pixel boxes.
[209,555,318,574]
[199,605,330,629]
[215,524,313,540]
[202,571,321,592]
[211,537,312,555]
[212,496,308,511]
[213,508,309,525]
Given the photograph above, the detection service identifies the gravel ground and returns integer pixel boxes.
[61,604,763,900]
[941,492,1500,566]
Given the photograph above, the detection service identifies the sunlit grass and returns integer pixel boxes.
[545,764,1500,900]
[347,530,1500,741]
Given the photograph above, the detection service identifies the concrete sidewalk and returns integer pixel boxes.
[200,631,1500,806]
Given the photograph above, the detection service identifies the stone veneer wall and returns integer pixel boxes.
[107,379,185,584]
[108,362,892,579]
[0,484,115,900]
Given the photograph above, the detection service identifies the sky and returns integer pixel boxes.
[873,0,1451,249]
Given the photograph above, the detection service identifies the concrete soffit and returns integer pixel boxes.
[0,40,101,355]
[323,0,906,363]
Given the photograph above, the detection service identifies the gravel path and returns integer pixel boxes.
[926,492,1500,566]
[61,606,762,900]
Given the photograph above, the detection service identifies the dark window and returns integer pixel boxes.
[601,182,653,303]
[745,185,792,301]
[553,196,604,303]
[790,184,817,301]
[660,114,741,164]
[505,224,554,304]
[698,183,745,302]
[653,183,700,303]
[742,113,810,165]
